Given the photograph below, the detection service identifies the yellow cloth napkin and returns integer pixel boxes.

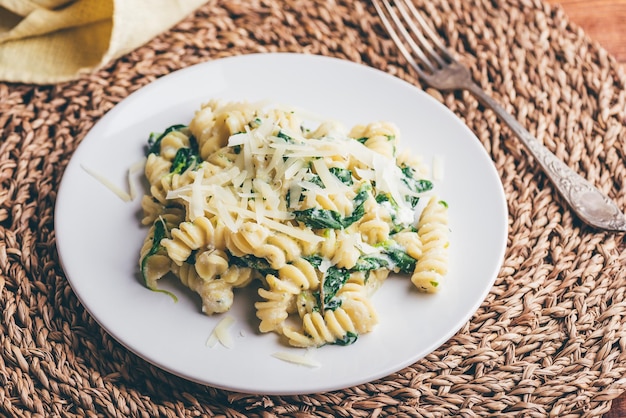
[0,0,207,84]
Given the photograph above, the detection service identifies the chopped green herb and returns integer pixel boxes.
[390,225,418,235]
[277,130,294,142]
[356,137,368,144]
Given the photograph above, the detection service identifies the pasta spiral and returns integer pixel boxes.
[255,257,320,333]
[349,121,398,159]
[139,225,172,290]
[411,197,449,292]
[283,277,378,347]
[139,207,186,289]
[161,216,219,265]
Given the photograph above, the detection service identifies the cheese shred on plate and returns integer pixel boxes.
[82,157,146,202]
[206,315,236,348]
[138,99,450,350]
[272,351,321,368]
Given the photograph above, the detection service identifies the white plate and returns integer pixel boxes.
[55,53,507,395]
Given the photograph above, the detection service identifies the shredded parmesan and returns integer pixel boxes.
[128,157,146,200]
[312,158,349,194]
[261,218,325,243]
[271,351,321,368]
[81,164,131,202]
[136,101,450,351]
[188,170,205,221]
[432,155,444,181]
[206,315,236,348]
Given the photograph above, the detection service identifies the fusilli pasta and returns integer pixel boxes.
[138,100,450,348]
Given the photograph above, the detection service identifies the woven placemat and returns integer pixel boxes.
[1,0,625,416]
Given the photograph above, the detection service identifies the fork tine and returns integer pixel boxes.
[373,0,434,77]
[394,0,449,67]
[374,0,458,76]
[400,0,455,63]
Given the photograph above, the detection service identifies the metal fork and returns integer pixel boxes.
[373,0,626,232]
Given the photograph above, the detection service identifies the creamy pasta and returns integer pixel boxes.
[138,100,449,348]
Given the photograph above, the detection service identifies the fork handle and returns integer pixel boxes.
[466,82,626,232]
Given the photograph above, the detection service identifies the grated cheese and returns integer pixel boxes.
[138,101,450,351]
[188,170,205,221]
[312,158,349,194]
[80,160,145,202]
[206,315,236,348]
[271,351,321,368]
[260,218,324,243]
[128,157,147,201]
[432,155,444,181]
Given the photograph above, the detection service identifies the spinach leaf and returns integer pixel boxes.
[303,254,323,269]
[293,207,344,230]
[334,331,358,346]
[230,253,277,277]
[329,167,353,185]
[352,254,390,271]
[140,219,166,284]
[146,124,187,156]
[294,185,370,229]
[342,186,369,227]
[375,193,391,205]
[386,247,417,274]
[308,174,325,188]
[185,249,197,264]
[324,298,343,311]
[321,266,349,307]
[375,192,413,233]
[400,165,433,207]
[139,219,179,301]
[170,147,200,174]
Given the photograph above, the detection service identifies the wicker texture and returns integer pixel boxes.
[1,0,625,416]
